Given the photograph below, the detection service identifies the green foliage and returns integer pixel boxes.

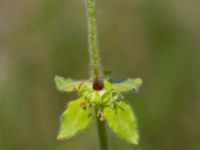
[55,75,82,92]
[103,70,112,80]
[103,101,139,144]
[57,98,92,140]
[112,78,143,93]
[55,76,142,144]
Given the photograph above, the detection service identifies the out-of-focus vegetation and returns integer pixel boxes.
[0,0,200,150]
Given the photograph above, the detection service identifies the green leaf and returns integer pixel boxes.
[112,78,142,93]
[103,101,139,144]
[55,75,82,92]
[88,91,101,104]
[103,70,112,79]
[102,91,112,103]
[104,80,112,91]
[57,98,92,140]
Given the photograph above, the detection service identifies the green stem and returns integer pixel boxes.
[96,116,109,150]
[86,0,108,149]
[86,0,102,80]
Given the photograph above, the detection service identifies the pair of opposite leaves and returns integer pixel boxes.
[55,75,142,144]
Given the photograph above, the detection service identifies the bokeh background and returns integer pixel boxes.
[0,0,200,150]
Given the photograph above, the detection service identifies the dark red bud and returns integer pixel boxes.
[93,79,104,91]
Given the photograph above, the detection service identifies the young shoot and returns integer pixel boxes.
[55,0,143,149]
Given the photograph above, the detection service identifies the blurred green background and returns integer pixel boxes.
[0,0,200,150]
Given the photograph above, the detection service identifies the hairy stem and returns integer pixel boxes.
[86,0,102,80]
[96,116,109,150]
[86,0,108,149]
